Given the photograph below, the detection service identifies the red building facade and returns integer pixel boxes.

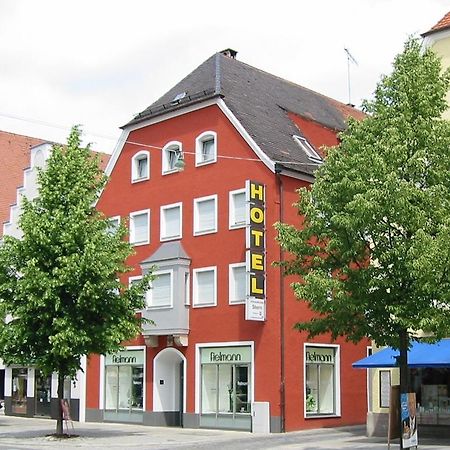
[85,50,368,432]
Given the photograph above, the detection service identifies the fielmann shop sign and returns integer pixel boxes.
[245,180,266,321]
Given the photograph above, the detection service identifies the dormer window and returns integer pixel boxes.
[195,131,217,166]
[293,135,323,163]
[162,141,183,174]
[131,151,150,182]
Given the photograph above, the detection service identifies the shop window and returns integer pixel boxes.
[194,195,217,235]
[146,271,173,308]
[131,151,150,182]
[200,346,252,418]
[160,203,182,241]
[229,189,246,229]
[304,345,340,416]
[195,131,217,166]
[193,267,217,307]
[104,350,144,414]
[229,263,246,304]
[129,210,150,245]
[162,141,183,174]
[11,368,27,414]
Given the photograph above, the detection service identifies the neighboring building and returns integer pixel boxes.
[0,131,44,411]
[1,132,109,422]
[422,11,450,119]
[86,49,369,432]
[0,131,44,238]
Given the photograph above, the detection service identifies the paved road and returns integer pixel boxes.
[0,415,448,449]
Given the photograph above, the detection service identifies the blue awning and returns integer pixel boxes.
[353,339,450,368]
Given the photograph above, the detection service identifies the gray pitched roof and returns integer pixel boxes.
[125,51,363,176]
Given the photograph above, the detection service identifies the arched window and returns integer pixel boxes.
[131,151,150,182]
[162,141,183,174]
[195,131,217,166]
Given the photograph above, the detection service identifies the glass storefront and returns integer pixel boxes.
[35,370,52,417]
[11,368,28,414]
[200,345,252,430]
[104,349,144,423]
[305,346,338,416]
[410,367,450,425]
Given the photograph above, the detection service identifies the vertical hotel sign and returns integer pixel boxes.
[245,180,266,321]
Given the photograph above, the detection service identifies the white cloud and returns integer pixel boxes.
[0,0,448,153]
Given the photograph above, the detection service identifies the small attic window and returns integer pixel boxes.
[171,92,187,104]
[293,135,323,163]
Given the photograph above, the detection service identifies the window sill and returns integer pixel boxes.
[229,300,245,305]
[195,158,217,167]
[305,413,341,419]
[131,240,149,246]
[194,229,217,236]
[193,303,217,308]
[146,305,173,310]
[229,223,246,230]
[131,176,149,184]
[160,235,182,242]
[162,168,181,175]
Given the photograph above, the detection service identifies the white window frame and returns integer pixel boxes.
[129,209,150,246]
[131,150,150,182]
[303,343,341,418]
[162,141,183,174]
[160,202,182,241]
[107,215,121,235]
[146,270,173,309]
[184,271,190,306]
[229,188,246,229]
[229,262,247,305]
[193,266,217,308]
[193,194,218,236]
[293,135,323,163]
[195,131,217,166]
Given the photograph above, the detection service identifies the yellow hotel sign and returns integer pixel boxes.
[245,180,266,321]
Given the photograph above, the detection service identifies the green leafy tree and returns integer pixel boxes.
[276,39,450,400]
[0,127,151,435]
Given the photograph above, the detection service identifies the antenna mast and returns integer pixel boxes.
[344,48,358,106]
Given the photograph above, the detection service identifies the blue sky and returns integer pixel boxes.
[0,0,448,153]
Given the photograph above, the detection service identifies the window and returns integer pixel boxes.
[129,210,150,245]
[195,131,217,166]
[304,345,340,416]
[229,263,246,304]
[162,141,183,174]
[200,346,252,420]
[229,189,246,229]
[194,195,217,235]
[293,135,323,163]
[107,216,120,235]
[160,203,182,241]
[193,267,217,307]
[104,349,144,414]
[184,272,190,306]
[146,271,173,308]
[131,151,150,182]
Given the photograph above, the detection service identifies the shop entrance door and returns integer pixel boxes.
[35,370,52,417]
[153,348,186,427]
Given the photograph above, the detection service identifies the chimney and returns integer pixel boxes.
[220,48,238,59]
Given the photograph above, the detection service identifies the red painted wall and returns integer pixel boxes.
[88,104,369,430]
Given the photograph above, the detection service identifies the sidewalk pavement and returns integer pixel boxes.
[0,415,448,450]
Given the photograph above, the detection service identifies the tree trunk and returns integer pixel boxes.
[56,371,64,435]
[398,329,409,450]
